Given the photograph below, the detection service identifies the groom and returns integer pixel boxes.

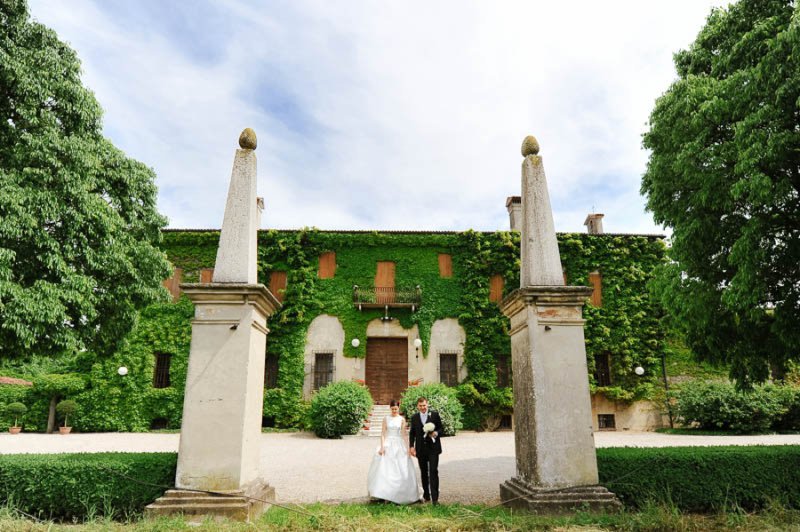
[408,396,443,504]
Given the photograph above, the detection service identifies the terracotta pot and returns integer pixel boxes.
[9,426,21,435]
[59,426,72,435]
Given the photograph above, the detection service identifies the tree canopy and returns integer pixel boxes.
[642,0,800,384]
[0,1,171,358]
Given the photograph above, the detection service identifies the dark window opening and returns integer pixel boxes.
[314,352,334,391]
[265,354,279,389]
[598,414,616,430]
[150,418,169,430]
[499,415,513,430]
[262,416,276,428]
[153,352,171,388]
[594,352,612,387]
[439,353,458,387]
[497,355,511,387]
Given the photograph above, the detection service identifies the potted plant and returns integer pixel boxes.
[6,402,27,434]
[56,399,77,435]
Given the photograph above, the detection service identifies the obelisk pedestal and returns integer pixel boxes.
[146,129,280,522]
[499,137,620,513]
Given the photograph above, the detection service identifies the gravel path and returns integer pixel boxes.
[2,431,799,504]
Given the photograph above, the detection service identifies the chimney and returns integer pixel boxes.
[506,196,522,231]
[584,213,605,235]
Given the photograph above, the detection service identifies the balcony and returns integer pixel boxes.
[353,285,421,312]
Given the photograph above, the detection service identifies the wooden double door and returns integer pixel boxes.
[365,338,408,404]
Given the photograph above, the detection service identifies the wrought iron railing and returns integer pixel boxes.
[353,285,421,311]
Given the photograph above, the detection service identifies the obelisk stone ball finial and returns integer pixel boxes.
[521,135,540,157]
[239,128,257,150]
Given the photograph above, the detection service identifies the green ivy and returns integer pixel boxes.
[1,228,666,430]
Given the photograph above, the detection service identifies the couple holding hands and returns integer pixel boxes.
[366,396,443,505]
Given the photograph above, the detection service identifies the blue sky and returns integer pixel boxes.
[29,0,725,233]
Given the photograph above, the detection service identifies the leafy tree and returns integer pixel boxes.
[0,1,171,359]
[642,0,800,385]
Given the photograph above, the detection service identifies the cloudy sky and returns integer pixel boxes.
[29,0,725,234]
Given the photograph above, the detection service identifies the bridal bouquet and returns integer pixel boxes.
[423,422,435,434]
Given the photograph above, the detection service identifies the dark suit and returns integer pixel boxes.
[409,410,443,502]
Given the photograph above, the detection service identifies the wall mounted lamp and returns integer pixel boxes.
[634,366,645,376]
[413,338,422,361]
[117,366,129,376]
[351,338,360,348]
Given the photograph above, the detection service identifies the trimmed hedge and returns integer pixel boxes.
[598,445,800,511]
[309,381,373,438]
[0,453,177,520]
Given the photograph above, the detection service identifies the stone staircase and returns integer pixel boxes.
[145,486,274,522]
[362,404,391,436]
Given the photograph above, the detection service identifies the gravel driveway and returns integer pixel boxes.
[2,431,799,504]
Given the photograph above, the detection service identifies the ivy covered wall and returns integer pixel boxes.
[0,228,666,432]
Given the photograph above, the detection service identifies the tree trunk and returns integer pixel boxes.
[47,395,58,433]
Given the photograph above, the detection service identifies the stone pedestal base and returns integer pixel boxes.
[145,481,275,522]
[500,477,621,514]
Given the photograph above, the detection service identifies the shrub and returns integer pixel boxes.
[5,402,27,427]
[598,445,800,511]
[400,383,463,436]
[456,383,512,431]
[675,381,787,433]
[264,388,310,429]
[308,381,372,439]
[0,452,177,520]
[774,385,800,432]
[56,400,78,427]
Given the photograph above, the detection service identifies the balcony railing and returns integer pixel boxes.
[353,285,421,311]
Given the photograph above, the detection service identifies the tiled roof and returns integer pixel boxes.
[162,228,666,238]
[0,376,33,386]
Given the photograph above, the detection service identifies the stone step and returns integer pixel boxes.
[149,496,249,506]
[162,489,244,499]
[145,503,249,520]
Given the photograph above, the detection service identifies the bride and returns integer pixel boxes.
[367,400,421,504]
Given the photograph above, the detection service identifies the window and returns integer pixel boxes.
[265,354,279,389]
[162,267,183,302]
[150,418,169,430]
[313,352,334,390]
[438,254,453,278]
[269,271,288,302]
[598,414,616,430]
[588,271,602,307]
[489,274,505,303]
[497,355,511,387]
[594,352,612,387]
[318,252,336,279]
[439,353,458,387]
[153,352,171,388]
[499,415,513,430]
[199,268,214,283]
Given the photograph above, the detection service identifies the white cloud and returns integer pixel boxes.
[28,0,724,233]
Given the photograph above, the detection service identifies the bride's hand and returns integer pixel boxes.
[378,447,385,455]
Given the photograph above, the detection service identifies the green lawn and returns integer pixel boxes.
[3,502,800,531]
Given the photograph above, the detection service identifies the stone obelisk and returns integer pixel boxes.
[499,136,620,512]
[147,129,280,522]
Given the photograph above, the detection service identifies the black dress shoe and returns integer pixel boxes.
[431,500,439,506]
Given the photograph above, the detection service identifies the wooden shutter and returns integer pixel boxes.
[162,267,183,302]
[318,252,336,279]
[269,271,288,302]
[199,268,214,283]
[589,271,602,307]
[438,254,453,278]
[489,274,505,303]
[375,261,395,304]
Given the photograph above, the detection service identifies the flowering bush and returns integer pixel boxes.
[308,381,372,439]
[400,383,463,436]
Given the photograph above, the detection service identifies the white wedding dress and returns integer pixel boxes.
[367,415,421,504]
